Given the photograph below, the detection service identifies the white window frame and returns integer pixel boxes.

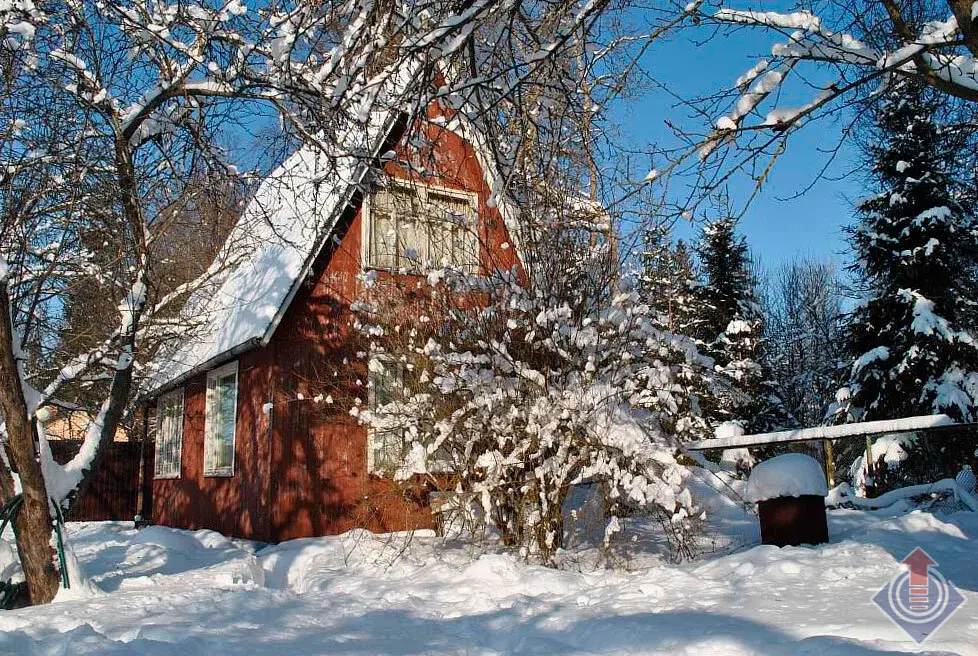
[154,387,184,479]
[203,360,239,477]
[362,181,479,274]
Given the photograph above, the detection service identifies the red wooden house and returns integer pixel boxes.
[142,100,521,543]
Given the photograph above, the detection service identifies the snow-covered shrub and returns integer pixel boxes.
[715,421,755,477]
[353,242,702,565]
[852,432,977,497]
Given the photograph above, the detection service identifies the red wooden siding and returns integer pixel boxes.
[152,348,274,540]
[152,116,517,542]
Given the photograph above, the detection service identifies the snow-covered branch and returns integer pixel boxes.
[701,1,978,146]
[635,0,978,225]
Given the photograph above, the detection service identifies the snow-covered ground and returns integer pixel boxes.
[1,498,976,654]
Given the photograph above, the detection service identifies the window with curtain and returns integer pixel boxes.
[154,388,184,479]
[204,361,238,476]
[365,184,478,273]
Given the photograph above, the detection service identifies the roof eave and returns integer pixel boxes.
[259,110,410,349]
[137,336,262,404]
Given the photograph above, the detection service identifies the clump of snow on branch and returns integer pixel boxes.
[692,2,978,162]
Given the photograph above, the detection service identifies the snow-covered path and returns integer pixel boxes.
[1,507,976,655]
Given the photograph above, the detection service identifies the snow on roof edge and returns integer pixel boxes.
[142,113,401,398]
[256,112,405,350]
[138,337,262,403]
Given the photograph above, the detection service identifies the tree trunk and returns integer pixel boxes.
[66,352,135,515]
[0,283,60,605]
[67,136,145,515]
[0,449,14,500]
[536,500,565,567]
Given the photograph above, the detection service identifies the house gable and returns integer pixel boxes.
[142,109,403,397]
[146,101,521,399]
[149,108,522,542]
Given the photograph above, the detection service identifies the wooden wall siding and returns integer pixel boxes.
[152,347,274,541]
[265,240,439,539]
[153,116,515,543]
[49,440,149,522]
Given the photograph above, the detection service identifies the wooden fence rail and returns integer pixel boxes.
[49,440,154,522]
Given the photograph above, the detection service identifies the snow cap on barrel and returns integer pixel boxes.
[746,453,828,503]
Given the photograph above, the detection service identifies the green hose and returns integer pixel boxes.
[0,494,70,609]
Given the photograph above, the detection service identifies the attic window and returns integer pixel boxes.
[365,183,478,273]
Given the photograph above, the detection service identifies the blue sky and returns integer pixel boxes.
[609,15,865,271]
[228,7,865,273]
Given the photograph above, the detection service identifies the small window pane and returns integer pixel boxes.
[373,366,395,406]
[373,430,405,471]
[205,363,237,476]
[154,389,184,479]
[428,218,453,268]
[399,217,425,271]
[369,361,406,472]
[454,226,479,270]
[429,193,473,270]
[371,210,397,270]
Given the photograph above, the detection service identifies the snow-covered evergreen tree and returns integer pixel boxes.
[691,217,781,433]
[692,218,753,341]
[842,84,978,423]
[638,225,697,334]
[637,225,713,441]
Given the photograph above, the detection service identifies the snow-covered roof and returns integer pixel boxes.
[144,109,400,395]
[687,414,958,451]
[144,70,520,397]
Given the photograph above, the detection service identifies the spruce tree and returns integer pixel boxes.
[638,224,697,334]
[693,217,782,433]
[637,224,711,441]
[692,218,753,342]
[843,84,978,423]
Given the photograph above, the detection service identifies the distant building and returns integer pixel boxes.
[40,407,129,442]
